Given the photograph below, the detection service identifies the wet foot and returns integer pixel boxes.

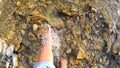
[44,25,53,46]
[60,57,68,68]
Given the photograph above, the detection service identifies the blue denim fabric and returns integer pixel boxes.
[34,61,55,68]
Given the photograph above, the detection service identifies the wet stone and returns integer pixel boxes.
[20,29,25,35]
[66,48,71,54]
[48,18,64,29]
[6,45,14,57]
[0,0,120,68]
[77,48,87,60]
[12,54,18,67]
[33,24,38,31]
[112,42,120,54]
[70,58,79,65]
[28,32,37,41]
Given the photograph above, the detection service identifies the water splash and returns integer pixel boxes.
[42,24,61,59]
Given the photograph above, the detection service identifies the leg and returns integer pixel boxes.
[60,57,68,68]
[37,25,53,64]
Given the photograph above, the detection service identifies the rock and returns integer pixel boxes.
[72,25,80,35]
[77,47,87,60]
[6,45,14,57]
[29,4,36,9]
[31,10,39,15]
[18,44,25,52]
[89,13,94,18]
[66,48,71,54]
[12,54,18,67]
[21,23,27,29]
[70,58,79,65]
[58,4,78,16]
[33,24,38,31]
[22,38,30,46]
[16,1,21,7]
[6,31,15,40]
[95,45,101,51]
[47,18,64,29]
[0,39,3,53]
[112,42,120,54]
[66,19,73,27]
[20,29,25,35]
[116,17,120,30]
[0,39,8,55]
[28,32,37,41]
[27,14,45,23]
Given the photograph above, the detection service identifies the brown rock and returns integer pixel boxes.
[72,25,80,35]
[20,29,25,35]
[66,48,71,54]
[28,32,37,41]
[112,42,120,54]
[77,47,88,60]
[12,54,18,67]
[22,38,30,46]
[47,18,64,29]
[33,24,38,31]
[66,19,73,27]
[70,58,79,65]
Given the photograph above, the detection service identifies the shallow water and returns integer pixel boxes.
[0,0,120,68]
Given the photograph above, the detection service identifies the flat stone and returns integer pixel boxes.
[22,38,30,46]
[77,47,88,60]
[28,32,37,41]
[12,54,18,67]
[112,42,120,53]
[70,58,79,65]
[48,18,64,29]
[66,48,71,54]
[6,45,14,57]
[20,29,25,35]
[33,24,38,31]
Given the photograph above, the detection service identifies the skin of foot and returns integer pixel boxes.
[60,58,68,68]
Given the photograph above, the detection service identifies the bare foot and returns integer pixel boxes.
[60,58,68,68]
[44,25,52,46]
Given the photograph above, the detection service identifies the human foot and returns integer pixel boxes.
[44,25,53,46]
[60,57,68,68]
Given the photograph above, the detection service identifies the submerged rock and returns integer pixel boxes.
[6,45,14,57]
[12,54,18,67]
[77,48,88,60]
[28,32,37,41]
[33,24,38,31]
[47,18,64,29]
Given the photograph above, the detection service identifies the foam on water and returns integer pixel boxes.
[42,24,61,59]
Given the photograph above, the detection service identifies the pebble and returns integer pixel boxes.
[6,45,14,57]
[22,38,30,46]
[20,29,25,35]
[33,24,38,31]
[112,42,120,53]
[70,58,79,65]
[0,39,8,55]
[66,48,71,54]
[12,54,18,67]
[48,18,64,29]
[31,10,39,15]
[77,48,87,60]
[28,32,37,41]
[16,1,21,7]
